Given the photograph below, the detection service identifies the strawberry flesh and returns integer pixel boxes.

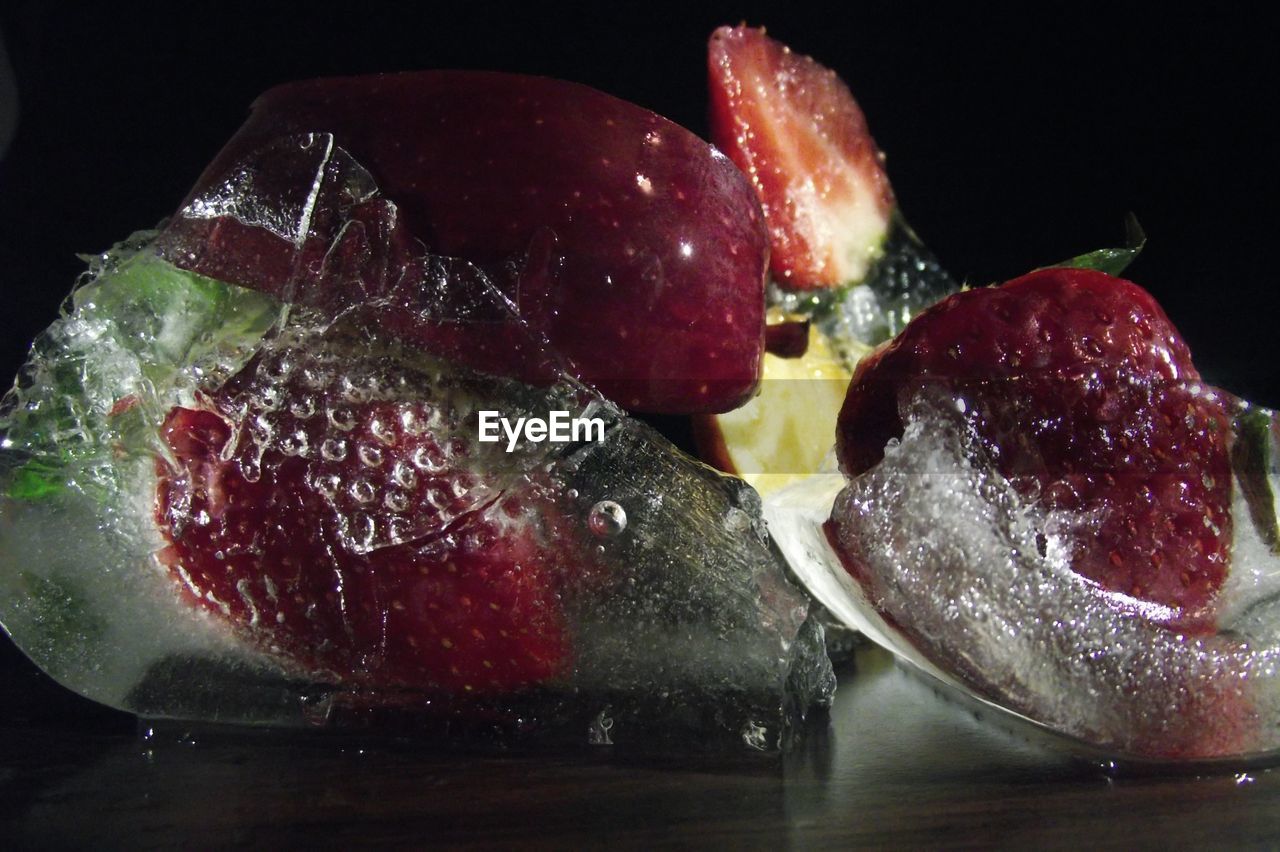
[155,351,568,693]
[835,267,1232,631]
[708,25,893,290]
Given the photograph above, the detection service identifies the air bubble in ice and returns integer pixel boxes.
[370,418,396,445]
[289,396,317,419]
[424,486,448,511]
[348,512,376,550]
[257,386,282,410]
[349,478,375,504]
[265,355,292,381]
[412,445,445,472]
[588,500,627,538]
[327,405,355,431]
[280,430,309,457]
[384,489,410,513]
[320,438,348,461]
[392,461,417,489]
[358,444,384,468]
[313,473,341,498]
[399,409,419,434]
[386,517,412,545]
[239,458,261,482]
[340,375,368,403]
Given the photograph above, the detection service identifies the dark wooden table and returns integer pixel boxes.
[3,638,1279,849]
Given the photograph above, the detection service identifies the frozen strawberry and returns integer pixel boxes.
[154,343,569,693]
[708,25,893,290]
[165,71,769,415]
[835,267,1233,631]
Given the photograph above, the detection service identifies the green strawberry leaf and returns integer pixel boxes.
[1232,405,1280,554]
[1047,213,1147,276]
[18,570,107,650]
[7,459,67,502]
[3,234,281,504]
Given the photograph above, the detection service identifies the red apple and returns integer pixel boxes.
[163,71,769,414]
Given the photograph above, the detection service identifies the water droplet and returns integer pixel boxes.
[588,500,627,538]
[741,720,769,751]
[588,710,615,745]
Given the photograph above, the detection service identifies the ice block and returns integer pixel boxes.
[0,124,833,749]
[770,267,1280,763]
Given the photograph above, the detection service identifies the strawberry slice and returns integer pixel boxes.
[834,267,1233,632]
[154,342,569,693]
[708,25,894,290]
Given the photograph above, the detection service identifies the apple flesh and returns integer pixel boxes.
[165,71,768,414]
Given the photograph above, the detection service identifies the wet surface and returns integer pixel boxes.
[4,639,1280,847]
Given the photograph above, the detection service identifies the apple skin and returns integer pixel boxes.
[164,71,768,414]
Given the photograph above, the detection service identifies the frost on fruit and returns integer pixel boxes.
[772,383,1280,761]
[0,137,832,748]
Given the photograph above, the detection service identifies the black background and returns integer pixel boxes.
[3,5,1280,837]
[1,4,1278,402]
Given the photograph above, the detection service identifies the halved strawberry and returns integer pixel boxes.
[708,25,894,290]
[699,27,950,493]
[834,267,1233,632]
[155,341,569,693]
